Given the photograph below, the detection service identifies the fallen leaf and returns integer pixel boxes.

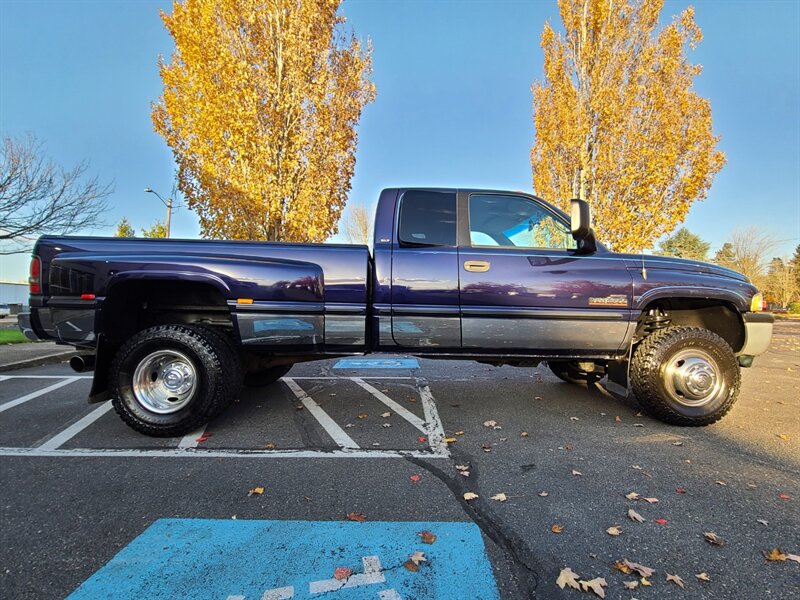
[409,474,421,483]
[418,531,436,544]
[623,560,655,578]
[764,548,787,561]
[381,423,391,428]
[303,495,312,501]
[666,573,685,589]
[417,436,427,443]
[655,518,668,525]
[483,420,498,427]
[579,577,607,598]
[786,554,800,564]
[463,492,479,501]
[346,512,367,522]
[612,561,632,574]
[757,519,768,526]
[247,486,265,497]
[643,497,659,504]
[615,415,622,422]
[570,416,580,421]
[625,492,641,500]
[380,411,391,418]
[551,524,563,534]
[264,443,276,450]
[454,430,465,436]
[334,567,352,580]
[403,560,419,572]
[676,487,687,494]
[445,437,457,443]
[623,580,638,590]
[409,551,427,566]
[481,444,492,452]
[606,526,622,536]
[455,464,469,471]
[572,469,583,476]
[196,432,212,443]
[640,577,652,587]
[715,480,727,486]
[696,572,711,582]
[704,531,725,546]
[556,567,581,590]
[345,423,355,428]
[538,491,549,497]
[628,509,645,523]
[631,464,642,470]
[520,431,529,437]
[491,493,508,502]
[633,423,644,427]
[746,483,757,489]
[357,413,368,419]
[459,471,470,477]
[778,493,791,500]
[777,433,790,441]
[672,441,684,446]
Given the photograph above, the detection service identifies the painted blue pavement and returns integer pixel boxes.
[68,519,499,600]
[333,358,420,369]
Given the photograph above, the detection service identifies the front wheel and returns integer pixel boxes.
[110,325,240,437]
[630,326,740,426]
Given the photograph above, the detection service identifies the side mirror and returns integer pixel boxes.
[570,198,597,254]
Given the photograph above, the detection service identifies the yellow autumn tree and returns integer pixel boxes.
[531,0,725,252]
[152,0,375,242]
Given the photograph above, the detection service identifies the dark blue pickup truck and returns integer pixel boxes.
[20,188,773,436]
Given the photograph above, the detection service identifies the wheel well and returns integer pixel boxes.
[100,280,232,346]
[635,298,745,353]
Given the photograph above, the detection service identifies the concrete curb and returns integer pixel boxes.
[0,350,81,373]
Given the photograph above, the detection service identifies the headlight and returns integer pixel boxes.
[750,293,763,312]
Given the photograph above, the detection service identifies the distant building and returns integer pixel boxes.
[0,282,29,309]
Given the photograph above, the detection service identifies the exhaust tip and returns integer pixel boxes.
[70,355,95,373]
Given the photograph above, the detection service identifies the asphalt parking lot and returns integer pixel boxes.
[1,321,798,600]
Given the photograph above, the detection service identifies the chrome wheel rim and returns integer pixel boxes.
[132,350,197,414]
[663,348,724,407]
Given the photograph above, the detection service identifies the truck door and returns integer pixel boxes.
[390,190,461,348]
[457,192,634,353]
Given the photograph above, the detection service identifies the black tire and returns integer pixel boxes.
[192,325,242,415]
[630,326,740,426]
[243,364,293,387]
[110,325,240,437]
[547,361,603,385]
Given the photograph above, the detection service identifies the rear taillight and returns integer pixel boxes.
[29,256,42,294]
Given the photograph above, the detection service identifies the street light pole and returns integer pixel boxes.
[144,188,173,238]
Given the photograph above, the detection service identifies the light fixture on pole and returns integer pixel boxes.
[144,188,173,238]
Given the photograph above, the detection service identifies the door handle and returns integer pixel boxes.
[464,260,490,273]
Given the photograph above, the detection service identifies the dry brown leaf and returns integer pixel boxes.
[551,524,563,534]
[555,567,581,590]
[418,530,436,544]
[786,553,800,564]
[715,480,727,486]
[623,580,638,590]
[491,493,508,502]
[627,509,645,523]
[579,577,607,598]
[666,573,685,589]
[333,567,352,580]
[380,411,391,418]
[264,443,276,450]
[623,560,655,578]
[640,577,652,587]
[346,512,366,522]
[454,430,465,436]
[612,561,632,574]
[696,572,711,582]
[764,548,787,561]
[404,559,419,572]
[444,437,457,443]
[463,492,479,501]
[483,420,497,427]
[409,551,427,566]
[704,531,725,546]
[521,431,529,437]
[247,486,265,496]
[455,464,469,471]
[643,497,659,504]
[625,491,641,500]
[357,413,368,419]
[606,526,622,536]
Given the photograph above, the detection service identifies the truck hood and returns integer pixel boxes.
[612,253,749,283]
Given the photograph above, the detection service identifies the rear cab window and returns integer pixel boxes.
[398,190,457,246]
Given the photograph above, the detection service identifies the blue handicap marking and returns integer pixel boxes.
[68,519,499,600]
[333,358,420,370]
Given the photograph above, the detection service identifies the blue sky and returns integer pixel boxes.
[1,0,798,282]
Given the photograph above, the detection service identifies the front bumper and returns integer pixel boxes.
[739,312,774,357]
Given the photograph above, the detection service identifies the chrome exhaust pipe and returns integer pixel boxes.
[70,355,96,373]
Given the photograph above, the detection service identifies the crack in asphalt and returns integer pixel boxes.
[405,451,544,600]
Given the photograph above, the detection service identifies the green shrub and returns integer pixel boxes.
[789,302,800,315]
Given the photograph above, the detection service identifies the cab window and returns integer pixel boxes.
[398,190,457,246]
[468,194,576,250]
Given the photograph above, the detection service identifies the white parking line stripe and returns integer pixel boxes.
[282,377,360,449]
[351,378,427,434]
[178,426,207,449]
[417,379,449,457]
[0,375,93,379]
[0,377,81,413]
[288,376,413,380]
[37,402,114,450]
[0,447,450,459]
[0,376,9,383]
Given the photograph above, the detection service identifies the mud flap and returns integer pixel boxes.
[88,333,112,404]
[606,359,630,398]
